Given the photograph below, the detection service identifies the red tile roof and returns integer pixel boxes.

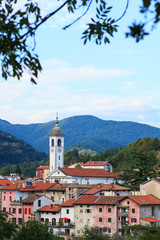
[74,195,99,205]
[60,198,75,207]
[96,196,125,205]
[60,168,114,178]
[82,183,130,195]
[22,194,40,203]
[1,182,56,191]
[36,166,49,170]
[141,217,160,222]
[128,195,160,205]
[38,205,61,212]
[0,179,12,186]
[83,161,109,166]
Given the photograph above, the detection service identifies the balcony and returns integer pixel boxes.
[47,222,75,228]
[121,212,128,217]
[10,201,23,206]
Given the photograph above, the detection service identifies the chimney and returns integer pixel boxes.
[111,182,114,189]
[98,183,101,189]
[50,203,53,208]
[22,182,26,189]
[60,184,62,188]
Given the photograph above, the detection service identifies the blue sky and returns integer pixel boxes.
[0,0,160,127]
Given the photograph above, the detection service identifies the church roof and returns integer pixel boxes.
[59,168,115,178]
[48,119,65,137]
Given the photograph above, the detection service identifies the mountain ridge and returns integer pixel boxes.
[0,115,160,154]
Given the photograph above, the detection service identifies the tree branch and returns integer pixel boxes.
[63,0,93,30]
[115,0,129,23]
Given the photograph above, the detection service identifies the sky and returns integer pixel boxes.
[0,0,160,127]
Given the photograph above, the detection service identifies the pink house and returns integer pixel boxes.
[95,196,125,236]
[1,182,55,224]
[118,195,160,228]
[73,194,160,237]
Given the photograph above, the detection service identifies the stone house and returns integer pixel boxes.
[140,178,160,199]
[82,183,132,197]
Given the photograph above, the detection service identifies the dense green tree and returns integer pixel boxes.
[119,151,159,190]
[15,165,21,175]
[12,220,64,240]
[81,226,109,240]
[0,0,159,83]
[0,211,18,240]
[0,165,11,176]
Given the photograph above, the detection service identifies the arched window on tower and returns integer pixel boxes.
[58,139,61,146]
[51,139,54,146]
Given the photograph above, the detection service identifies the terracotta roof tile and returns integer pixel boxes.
[22,194,40,203]
[0,179,12,186]
[60,168,114,178]
[83,161,109,166]
[38,205,61,212]
[1,182,56,191]
[60,198,75,207]
[74,195,99,205]
[36,166,49,170]
[128,195,160,205]
[96,196,125,205]
[141,217,160,222]
[82,183,130,195]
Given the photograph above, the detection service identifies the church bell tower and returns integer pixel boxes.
[48,115,65,172]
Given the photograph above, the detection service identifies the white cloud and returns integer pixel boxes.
[0,60,160,127]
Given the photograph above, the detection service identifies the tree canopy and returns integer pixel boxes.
[119,151,160,190]
[0,0,160,83]
[0,211,18,240]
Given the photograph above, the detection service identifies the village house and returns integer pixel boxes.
[73,194,160,237]
[140,178,160,199]
[118,195,160,228]
[74,195,99,236]
[83,161,113,172]
[82,182,132,196]
[38,199,75,237]
[0,178,12,209]
[36,166,49,180]
[45,182,95,205]
[1,181,56,224]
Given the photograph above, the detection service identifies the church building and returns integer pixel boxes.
[47,116,121,184]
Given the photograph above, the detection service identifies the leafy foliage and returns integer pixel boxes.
[0,0,42,83]
[120,225,160,240]
[81,226,109,240]
[119,151,159,190]
[0,130,48,167]
[12,220,63,240]
[0,0,160,82]
[0,211,18,240]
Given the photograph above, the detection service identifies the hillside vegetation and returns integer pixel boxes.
[64,137,160,172]
[0,130,48,168]
[1,115,160,154]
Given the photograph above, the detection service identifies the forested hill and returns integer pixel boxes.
[1,115,160,154]
[0,130,48,167]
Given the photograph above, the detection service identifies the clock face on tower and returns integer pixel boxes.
[57,147,62,153]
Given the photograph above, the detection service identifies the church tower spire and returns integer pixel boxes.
[48,115,65,172]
